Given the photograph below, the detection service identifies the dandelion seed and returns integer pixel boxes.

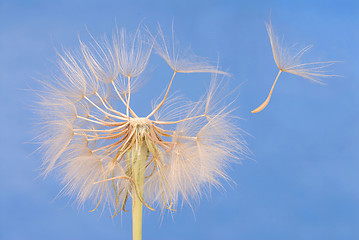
[148,24,229,75]
[36,25,247,240]
[252,20,336,113]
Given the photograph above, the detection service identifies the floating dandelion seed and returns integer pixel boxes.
[252,20,336,113]
[36,26,247,240]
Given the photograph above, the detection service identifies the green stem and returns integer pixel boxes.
[132,134,148,240]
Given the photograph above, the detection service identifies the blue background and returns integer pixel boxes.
[1,0,358,239]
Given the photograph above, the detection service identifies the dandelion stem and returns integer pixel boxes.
[127,76,131,117]
[154,114,206,125]
[146,71,177,118]
[84,96,127,120]
[111,81,138,118]
[132,132,149,240]
[95,92,128,118]
[111,81,129,106]
[251,70,282,113]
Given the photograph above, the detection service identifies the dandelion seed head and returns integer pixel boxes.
[36,25,247,215]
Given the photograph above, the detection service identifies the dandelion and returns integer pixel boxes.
[251,20,335,113]
[36,26,247,240]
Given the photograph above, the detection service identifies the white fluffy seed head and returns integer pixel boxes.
[36,25,247,215]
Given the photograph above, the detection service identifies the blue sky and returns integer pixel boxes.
[0,0,358,239]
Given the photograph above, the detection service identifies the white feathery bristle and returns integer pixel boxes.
[266,21,335,83]
[153,25,229,75]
